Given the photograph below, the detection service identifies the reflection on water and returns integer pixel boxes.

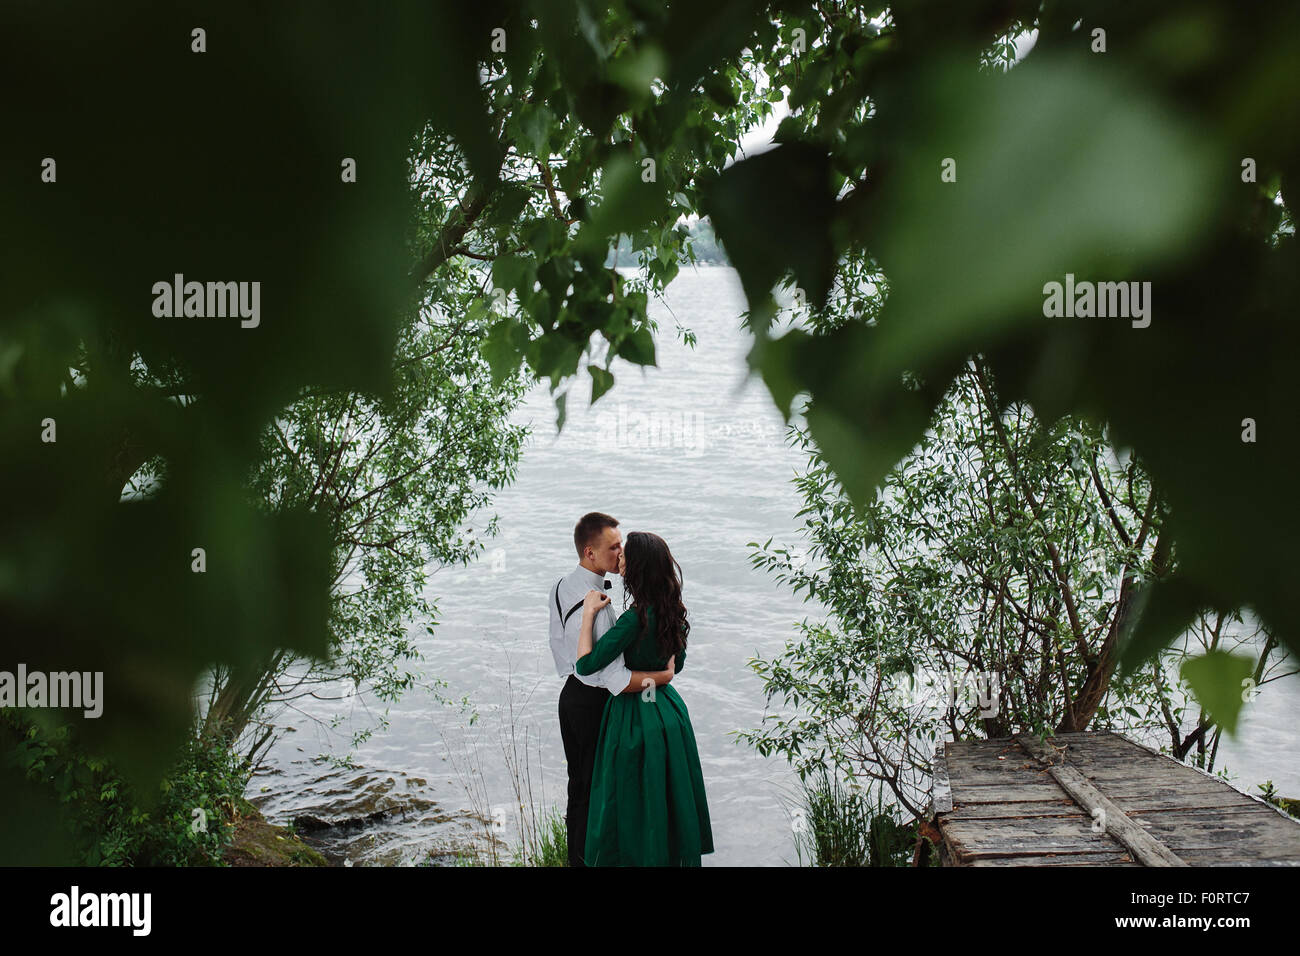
[255,266,1299,865]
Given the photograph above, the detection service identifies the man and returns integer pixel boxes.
[550,511,674,867]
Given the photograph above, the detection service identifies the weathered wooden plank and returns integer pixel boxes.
[1109,790,1260,814]
[950,781,1068,807]
[1064,733,1300,834]
[1129,806,1300,853]
[944,798,1080,821]
[1079,770,1227,798]
[943,749,1039,770]
[1045,734,1179,769]
[1066,749,1181,769]
[1016,733,1188,867]
[931,740,952,815]
[953,765,1062,786]
[970,851,1138,866]
[1066,749,1203,773]
[1080,765,1248,784]
[1079,774,1259,808]
[943,814,1125,857]
[946,817,1105,846]
[944,739,1031,758]
[942,764,1049,787]
[1101,732,1300,815]
[935,730,1300,866]
[1174,845,1300,866]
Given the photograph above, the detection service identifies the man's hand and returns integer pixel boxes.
[655,654,676,686]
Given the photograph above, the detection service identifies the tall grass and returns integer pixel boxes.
[793,768,918,867]
[438,666,568,866]
[511,805,568,867]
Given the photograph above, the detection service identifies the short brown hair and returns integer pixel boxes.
[574,512,619,557]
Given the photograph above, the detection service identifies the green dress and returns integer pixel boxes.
[574,604,713,866]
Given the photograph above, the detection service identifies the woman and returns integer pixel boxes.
[575,531,713,866]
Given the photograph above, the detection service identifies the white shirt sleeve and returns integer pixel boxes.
[549,576,633,694]
[548,579,568,679]
[585,602,634,696]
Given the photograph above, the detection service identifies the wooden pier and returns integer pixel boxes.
[927,730,1300,866]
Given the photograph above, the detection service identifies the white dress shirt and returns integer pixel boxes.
[549,562,633,695]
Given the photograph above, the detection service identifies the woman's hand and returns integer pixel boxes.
[577,590,608,662]
[583,589,610,615]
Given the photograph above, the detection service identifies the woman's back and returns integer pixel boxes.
[616,605,686,674]
[583,602,711,866]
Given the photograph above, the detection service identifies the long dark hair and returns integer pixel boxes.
[621,531,689,661]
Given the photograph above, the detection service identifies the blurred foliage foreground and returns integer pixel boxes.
[2,1,1298,862]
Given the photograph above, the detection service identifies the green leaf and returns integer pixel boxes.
[491,254,534,297]
[702,71,738,108]
[702,142,837,329]
[1116,577,1203,678]
[528,328,584,384]
[482,317,524,385]
[484,184,532,227]
[589,365,615,404]
[555,391,568,431]
[616,327,656,366]
[589,153,669,239]
[512,104,555,156]
[1179,651,1256,737]
[608,45,666,101]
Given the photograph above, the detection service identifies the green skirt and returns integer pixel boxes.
[584,684,714,866]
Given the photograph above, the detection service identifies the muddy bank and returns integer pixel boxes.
[223,797,330,867]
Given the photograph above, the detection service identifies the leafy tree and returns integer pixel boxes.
[695,1,1300,710]
[0,710,246,866]
[198,293,531,765]
[1,3,458,862]
[0,0,779,860]
[741,361,1287,816]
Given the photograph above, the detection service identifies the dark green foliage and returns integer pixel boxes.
[1,711,246,866]
[741,362,1284,810]
[698,3,1300,705]
[702,142,838,322]
[1,3,443,860]
[4,0,1295,860]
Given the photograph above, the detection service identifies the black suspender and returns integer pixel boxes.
[554,577,586,627]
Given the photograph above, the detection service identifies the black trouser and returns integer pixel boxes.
[559,673,613,867]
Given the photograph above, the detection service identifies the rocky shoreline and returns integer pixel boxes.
[222,797,330,867]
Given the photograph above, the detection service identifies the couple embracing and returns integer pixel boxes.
[548,512,714,866]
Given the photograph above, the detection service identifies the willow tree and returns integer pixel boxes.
[741,359,1286,817]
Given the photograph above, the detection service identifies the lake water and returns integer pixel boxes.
[250,266,1299,865]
